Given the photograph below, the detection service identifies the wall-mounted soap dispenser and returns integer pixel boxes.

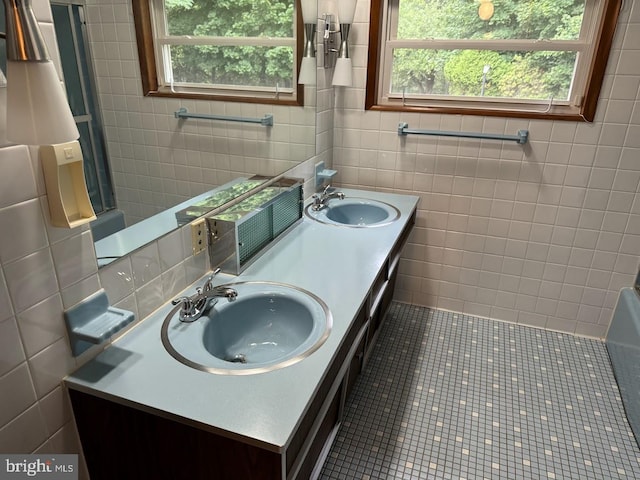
[40,140,96,228]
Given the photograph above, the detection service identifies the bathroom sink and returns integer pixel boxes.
[161,282,332,374]
[305,198,400,227]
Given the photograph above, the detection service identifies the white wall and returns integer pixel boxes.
[0,1,209,472]
[0,1,94,464]
[331,0,640,338]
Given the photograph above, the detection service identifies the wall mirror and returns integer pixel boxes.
[44,0,316,267]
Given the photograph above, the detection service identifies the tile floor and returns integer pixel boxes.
[319,302,640,479]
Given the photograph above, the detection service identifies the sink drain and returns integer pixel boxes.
[225,354,247,364]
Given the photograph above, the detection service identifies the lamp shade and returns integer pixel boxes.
[299,57,317,85]
[6,60,79,146]
[300,0,317,24]
[332,57,352,86]
[338,0,357,24]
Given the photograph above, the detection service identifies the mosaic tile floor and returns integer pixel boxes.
[319,302,640,480]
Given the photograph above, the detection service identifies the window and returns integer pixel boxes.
[132,0,304,105]
[366,0,622,121]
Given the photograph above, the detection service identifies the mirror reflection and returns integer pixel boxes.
[48,0,316,266]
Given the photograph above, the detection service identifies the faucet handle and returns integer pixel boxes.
[322,184,332,195]
[171,296,194,316]
[171,296,191,307]
[202,267,222,292]
[171,296,202,323]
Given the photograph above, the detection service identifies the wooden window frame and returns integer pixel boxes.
[365,0,622,121]
[131,0,305,107]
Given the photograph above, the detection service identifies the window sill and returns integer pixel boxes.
[145,88,304,107]
[364,102,592,122]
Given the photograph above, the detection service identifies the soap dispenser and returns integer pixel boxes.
[40,140,96,228]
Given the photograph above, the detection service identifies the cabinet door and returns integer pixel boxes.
[291,387,342,480]
[346,334,366,400]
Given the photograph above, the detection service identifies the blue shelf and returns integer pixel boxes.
[64,290,135,356]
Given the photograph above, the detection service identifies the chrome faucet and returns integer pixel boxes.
[172,268,237,322]
[311,184,345,211]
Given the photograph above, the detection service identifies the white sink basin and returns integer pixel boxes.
[161,282,332,375]
[305,198,400,227]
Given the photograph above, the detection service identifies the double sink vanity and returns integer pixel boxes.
[65,187,418,480]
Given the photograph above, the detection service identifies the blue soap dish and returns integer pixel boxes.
[64,289,135,356]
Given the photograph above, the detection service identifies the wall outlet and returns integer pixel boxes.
[190,219,207,255]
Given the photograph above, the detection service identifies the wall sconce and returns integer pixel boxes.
[331,0,357,87]
[2,0,79,146]
[298,0,317,85]
[322,14,337,70]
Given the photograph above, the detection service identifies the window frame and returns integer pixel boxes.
[365,0,622,121]
[131,0,305,106]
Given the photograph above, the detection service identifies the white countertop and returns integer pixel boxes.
[66,189,419,452]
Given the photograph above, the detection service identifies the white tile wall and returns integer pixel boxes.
[332,0,640,339]
[0,0,209,475]
[0,363,37,428]
[0,142,210,476]
[16,294,65,358]
[0,405,49,454]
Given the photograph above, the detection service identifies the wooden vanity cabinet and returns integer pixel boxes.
[68,302,370,480]
[69,207,416,480]
[69,389,282,480]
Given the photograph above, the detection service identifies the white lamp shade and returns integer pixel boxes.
[6,60,79,146]
[332,57,352,86]
[301,0,317,24]
[338,0,357,24]
[298,57,317,85]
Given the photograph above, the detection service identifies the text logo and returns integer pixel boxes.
[0,455,77,480]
